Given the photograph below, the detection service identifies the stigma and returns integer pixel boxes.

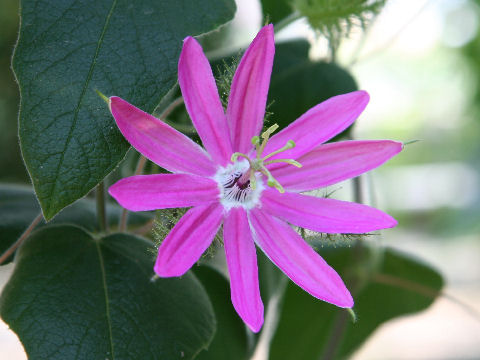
[214,159,265,211]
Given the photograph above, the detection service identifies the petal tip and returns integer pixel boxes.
[356,89,370,104]
[244,312,264,333]
[153,259,186,278]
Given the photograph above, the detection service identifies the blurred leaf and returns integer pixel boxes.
[293,0,386,49]
[268,247,443,360]
[14,0,236,220]
[0,184,151,264]
[261,0,294,24]
[0,226,215,359]
[194,266,249,360]
[0,0,25,182]
[268,40,358,134]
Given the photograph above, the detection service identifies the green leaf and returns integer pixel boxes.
[268,247,444,360]
[194,266,249,360]
[0,225,215,359]
[0,184,151,264]
[14,0,236,220]
[268,40,358,133]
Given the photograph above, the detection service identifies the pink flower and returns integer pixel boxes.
[108,25,402,332]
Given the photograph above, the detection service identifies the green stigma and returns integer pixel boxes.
[231,124,302,193]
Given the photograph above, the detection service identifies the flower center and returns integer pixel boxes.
[230,124,302,193]
[214,160,264,210]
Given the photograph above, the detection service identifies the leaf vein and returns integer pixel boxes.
[46,0,118,216]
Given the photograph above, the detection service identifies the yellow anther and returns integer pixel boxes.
[261,124,279,139]
[251,136,260,145]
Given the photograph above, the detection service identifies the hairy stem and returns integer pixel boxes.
[0,213,43,264]
[96,182,108,233]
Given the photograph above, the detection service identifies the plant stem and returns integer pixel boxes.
[0,213,43,265]
[96,182,108,233]
[119,155,147,231]
[274,11,302,33]
[322,159,365,359]
[159,97,184,119]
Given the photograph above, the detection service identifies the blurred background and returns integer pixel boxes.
[1,0,479,358]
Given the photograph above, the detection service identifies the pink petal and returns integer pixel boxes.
[262,91,370,163]
[110,96,216,176]
[224,208,264,332]
[108,173,219,211]
[154,204,223,277]
[179,37,232,166]
[227,24,275,154]
[271,140,403,192]
[261,189,397,234]
[249,209,353,307]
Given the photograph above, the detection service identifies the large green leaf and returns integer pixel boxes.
[268,40,358,133]
[0,184,151,264]
[268,247,444,360]
[0,225,215,359]
[14,0,236,220]
[194,266,249,360]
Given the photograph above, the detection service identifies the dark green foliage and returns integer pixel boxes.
[0,184,151,264]
[14,0,236,220]
[194,266,249,360]
[261,0,294,24]
[0,226,215,359]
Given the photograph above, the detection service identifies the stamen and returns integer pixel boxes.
[231,124,301,194]
[262,140,296,161]
[231,152,252,166]
[264,159,302,168]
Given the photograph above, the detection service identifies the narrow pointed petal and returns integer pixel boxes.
[154,204,223,277]
[262,91,370,163]
[271,140,403,192]
[109,173,219,211]
[261,189,397,234]
[110,96,216,176]
[227,24,275,153]
[224,208,264,332]
[179,37,232,166]
[249,209,353,307]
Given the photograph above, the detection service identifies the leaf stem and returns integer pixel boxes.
[0,213,43,265]
[96,182,108,233]
[159,97,184,119]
